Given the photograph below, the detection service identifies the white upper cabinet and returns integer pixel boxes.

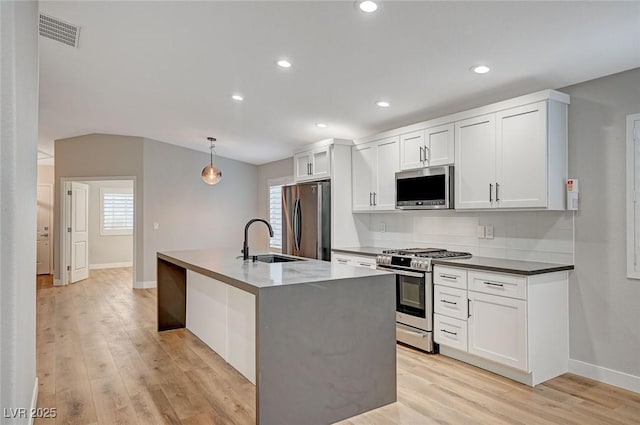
[455,114,496,209]
[294,146,331,182]
[455,98,568,210]
[352,136,399,212]
[400,123,454,171]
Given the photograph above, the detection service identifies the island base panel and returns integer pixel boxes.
[157,258,186,331]
[257,275,397,425]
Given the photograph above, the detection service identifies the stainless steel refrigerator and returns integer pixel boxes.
[282,182,331,261]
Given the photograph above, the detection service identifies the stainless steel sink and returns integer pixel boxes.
[253,254,304,263]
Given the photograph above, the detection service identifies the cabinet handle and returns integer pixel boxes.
[441,299,457,305]
[489,183,493,202]
[484,281,504,287]
[337,259,348,263]
[359,263,371,267]
[439,274,458,280]
[495,182,500,201]
[419,146,424,162]
[369,192,373,206]
[441,329,458,336]
[468,299,471,318]
[424,145,429,163]
[373,192,377,206]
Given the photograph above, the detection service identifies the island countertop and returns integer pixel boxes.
[158,249,390,295]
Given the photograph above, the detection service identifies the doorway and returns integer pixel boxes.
[60,177,136,286]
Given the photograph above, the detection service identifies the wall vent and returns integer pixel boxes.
[39,13,80,48]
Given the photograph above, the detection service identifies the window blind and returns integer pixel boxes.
[102,191,133,235]
[269,185,283,248]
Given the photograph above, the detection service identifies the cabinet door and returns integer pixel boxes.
[468,290,528,371]
[375,136,400,210]
[496,102,548,208]
[352,143,376,211]
[294,152,312,182]
[399,130,425,171]
[311,147,331,179]
[455,114,496,209]
[426,123,454,166]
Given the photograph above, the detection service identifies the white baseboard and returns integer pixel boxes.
[134,280,157,289]
[89,261,133,270]
[28,377,39,425]
[53,279,63,286]
[569,359,640,393]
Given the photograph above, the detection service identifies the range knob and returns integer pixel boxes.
[377,255,391,266]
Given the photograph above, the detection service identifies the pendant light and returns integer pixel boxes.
[201,137,222,185]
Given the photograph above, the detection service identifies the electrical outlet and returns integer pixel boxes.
[485,225,494,239]
[379,222,386,232]
[477,225,486,239]
[153,222,159,230]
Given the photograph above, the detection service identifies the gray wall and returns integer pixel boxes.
[0,0,38,420]
[54,134,145,283]
[255,157,293,251]
[561,68,640,377]
[84,180,134,267]
[142,138,258,283]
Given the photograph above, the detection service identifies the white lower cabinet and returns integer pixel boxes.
[332,252,377,270]
[433,264,569,386]
[467,290,527,371]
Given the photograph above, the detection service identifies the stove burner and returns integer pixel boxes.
[382,248,443,255]
[380,248,472,259]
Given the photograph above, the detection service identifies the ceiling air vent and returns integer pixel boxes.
[39,13,80,48]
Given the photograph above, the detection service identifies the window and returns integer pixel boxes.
[269,183,283,249]
[627,113,640,279]
[268,177,293,250]
[100,187,134,236]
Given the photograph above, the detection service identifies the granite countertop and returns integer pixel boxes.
[331,246,573,276]
[158,249,390,294]
[433,257,574,276]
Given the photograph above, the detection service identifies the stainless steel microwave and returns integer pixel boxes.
[395,166,454,210]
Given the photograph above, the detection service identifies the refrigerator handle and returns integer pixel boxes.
[296,199,302,251]
[293,198,301,251]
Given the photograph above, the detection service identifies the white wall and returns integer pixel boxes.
[83,180,134,268]
[366,210,574,264]
[255,157,293,251]
[561,68,640,386]
[0,0,39,421]
[142,138,258,285]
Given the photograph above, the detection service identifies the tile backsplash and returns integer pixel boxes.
[365,210,574,264]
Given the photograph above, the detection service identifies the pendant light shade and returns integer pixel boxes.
[202,137,222,185]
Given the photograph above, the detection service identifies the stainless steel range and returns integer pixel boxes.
[376,248,472,352]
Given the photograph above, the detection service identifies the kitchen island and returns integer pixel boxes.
[157,249,396,425]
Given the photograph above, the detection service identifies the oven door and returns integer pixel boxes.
[396,269,426,317]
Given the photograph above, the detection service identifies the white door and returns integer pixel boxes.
[399,130,425,171]
[496,102,548,208]
[467,290,528,371]
[311,147,331,179]
[426,123,455,166]
[294,152,312,181]
[455,114,496,209]
[375,136,400,210]
[70,182,90,283]
[36,185,53,275]
[352,143,376,211]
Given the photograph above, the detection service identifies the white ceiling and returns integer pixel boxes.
[38,1,640,165]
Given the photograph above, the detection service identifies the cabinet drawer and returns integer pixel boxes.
[468,271,527,300]
[434,314,468,351]
[434,285,468,321]
[332,253,376,269]
[433,266,467,289]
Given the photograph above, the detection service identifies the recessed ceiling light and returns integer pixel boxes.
[231,94,244,101]
[376,101,390,108]
[276,59,292,69]
[316,123,328,128]
[358,1,378,13]
[472,65,491,74]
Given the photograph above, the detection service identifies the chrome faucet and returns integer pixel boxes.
[242,218,274,260]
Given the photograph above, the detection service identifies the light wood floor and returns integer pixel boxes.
[36,269,640,425]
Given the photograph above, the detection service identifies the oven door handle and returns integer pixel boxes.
[376,267,425,278]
